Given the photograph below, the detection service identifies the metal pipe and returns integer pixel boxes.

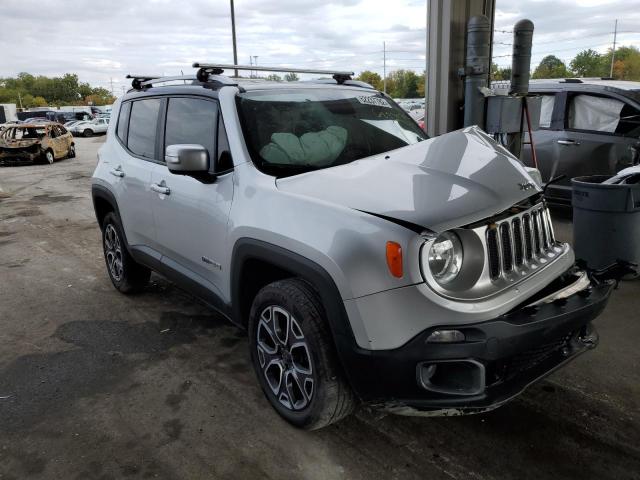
[463,15,491,128]
[509,19,534,159]
[230,0,238,77]
[510,19,534,95]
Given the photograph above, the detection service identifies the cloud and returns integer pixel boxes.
[0,0,637,90]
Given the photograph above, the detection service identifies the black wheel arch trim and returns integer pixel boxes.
[91,184,132,250]
[230,238,363,394]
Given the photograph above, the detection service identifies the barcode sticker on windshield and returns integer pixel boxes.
[356,96,392,108]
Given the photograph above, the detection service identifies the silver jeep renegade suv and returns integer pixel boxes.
[91,65,614,429]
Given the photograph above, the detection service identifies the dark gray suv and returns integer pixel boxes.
[522,79,640,203]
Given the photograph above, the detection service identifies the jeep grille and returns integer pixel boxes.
[486,205,557,280]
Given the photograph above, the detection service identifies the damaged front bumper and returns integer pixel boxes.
[337,266,619,416]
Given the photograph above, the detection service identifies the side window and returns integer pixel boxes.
[128,98,161,158]
[568,94,624,134]
[49,126,57,138]
[537,94,555,128]
[164,97,218,162]
[117,102,131,145]
[59,126,68,135]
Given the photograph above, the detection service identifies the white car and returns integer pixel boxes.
[70,118,110,137]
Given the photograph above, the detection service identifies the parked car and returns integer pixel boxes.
[0,123,75,164]
[523,78,640,203]
[69,118,109,137]
[92,67,615,430]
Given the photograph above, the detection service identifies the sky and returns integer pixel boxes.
[0,0,638,94]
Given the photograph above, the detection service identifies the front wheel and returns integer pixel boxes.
[249,279,355,430]
[83,129,93,137]
[44,149,54,164]
[102,212,150,293]
[68,144,76,158]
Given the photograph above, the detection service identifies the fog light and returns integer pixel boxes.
[426,329,466,343]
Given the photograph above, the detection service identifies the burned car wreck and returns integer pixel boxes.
[0,123,75,164]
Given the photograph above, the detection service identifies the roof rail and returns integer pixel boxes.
[561,78,583,83]
[126,74,238,91]
[193,63,354,84]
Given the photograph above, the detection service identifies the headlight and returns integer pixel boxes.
[427,232,463,285]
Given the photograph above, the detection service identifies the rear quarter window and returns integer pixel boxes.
[116,102,131,145]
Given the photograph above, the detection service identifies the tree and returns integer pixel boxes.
[356,70,382,90]
[602,45,640,80]
[32,96,48,107]
[84,88,115,106]
[532,55,571,79]
[385,69,420,98]
[265,74,282,82]
[570,49,605,77]
[284,72,299,82]
[490,62,511,81]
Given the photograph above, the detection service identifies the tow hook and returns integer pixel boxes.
[578,325,598,349]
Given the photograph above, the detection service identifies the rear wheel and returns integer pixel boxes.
[249,278,355,430]
[102,212,150,293]
[83,129,93,137]
[44,149,54,164]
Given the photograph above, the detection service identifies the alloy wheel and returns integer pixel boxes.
[256,305,315,411]
[104,224,123,282]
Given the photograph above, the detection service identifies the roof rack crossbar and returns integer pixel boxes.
[126,74,162,89]
[193,63,354,84]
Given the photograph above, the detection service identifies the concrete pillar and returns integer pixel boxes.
[425,0,495,137]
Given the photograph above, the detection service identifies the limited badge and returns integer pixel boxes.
[356,96,392,108]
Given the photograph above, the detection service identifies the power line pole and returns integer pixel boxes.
[610,19,618,78]
[383,41,387,93]
[110,77,114,96]
[230,0,238,77]
[249,56,253,78]
[253,56,258,78]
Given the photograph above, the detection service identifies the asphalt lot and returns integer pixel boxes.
[0,137,639,479]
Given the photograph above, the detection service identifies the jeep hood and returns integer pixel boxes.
[276,126,541,232]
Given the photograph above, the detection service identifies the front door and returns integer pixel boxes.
[150,96,234,294]
[526,91,640,202]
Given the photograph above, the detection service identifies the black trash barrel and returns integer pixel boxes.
[572,175,640,273]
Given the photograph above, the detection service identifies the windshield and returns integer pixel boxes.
[237,88,428,176]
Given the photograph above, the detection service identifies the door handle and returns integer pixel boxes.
[109,166,125,177]
[557,139,580,146]
[150,183,171,195]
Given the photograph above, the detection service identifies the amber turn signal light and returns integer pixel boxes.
[386,241,403,278]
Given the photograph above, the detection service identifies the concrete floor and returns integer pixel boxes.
[0,137,639,479]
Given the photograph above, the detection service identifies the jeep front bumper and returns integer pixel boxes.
[336,275,614,415]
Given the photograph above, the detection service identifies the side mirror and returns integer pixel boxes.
[165,144,209,174]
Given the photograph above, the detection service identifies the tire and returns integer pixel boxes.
[44,149,54,164]
[101,212,150,293]
[249,278,356,430]
[83,129,93,137]
[68,144,76,158]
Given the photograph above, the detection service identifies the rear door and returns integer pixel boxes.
[110,98,163,250]
[49,125,66,158]
[150,96,234,295]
